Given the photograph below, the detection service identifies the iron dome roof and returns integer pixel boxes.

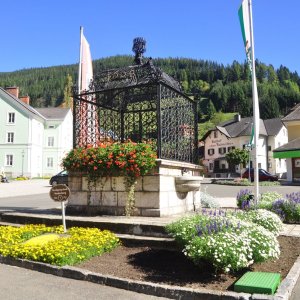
[92,59,181,92]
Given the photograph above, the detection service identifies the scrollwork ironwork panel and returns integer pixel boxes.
[160,85,196,163]
[73,62,197,164]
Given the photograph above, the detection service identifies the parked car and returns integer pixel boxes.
[242,168,278,181]
[49,170,68,186]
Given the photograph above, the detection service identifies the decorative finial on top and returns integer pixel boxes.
[132,37,146,65]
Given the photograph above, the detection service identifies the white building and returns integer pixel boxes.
[201,114,287,178]
[0,87,73,178]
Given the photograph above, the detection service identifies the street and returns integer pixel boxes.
[0,179,55,212]
[202,182,300,198]
[0,264,168,300]
[1,179,299,212]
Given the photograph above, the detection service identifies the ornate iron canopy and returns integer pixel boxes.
[73,38,198,164]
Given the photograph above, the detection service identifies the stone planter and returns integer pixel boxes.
[67,159,203,217]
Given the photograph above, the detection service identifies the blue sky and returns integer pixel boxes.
[1,0,300,74]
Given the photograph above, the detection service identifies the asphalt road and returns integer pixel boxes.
[0,180,299,212]
[202,182,300,198]
[0,179,55,212]
[0,264,169,300]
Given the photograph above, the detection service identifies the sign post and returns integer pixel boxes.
[49,184,70,233]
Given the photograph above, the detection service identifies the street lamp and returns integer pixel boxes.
[21,150,24,177]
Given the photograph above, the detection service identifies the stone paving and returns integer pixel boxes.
[281,224,300,237]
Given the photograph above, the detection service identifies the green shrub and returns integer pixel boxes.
[167,209,281,273]
[258,192,282,210]
[185,221,279,273]
[234,209,283,236]
[166,214,210,247]
[15,176,29,181]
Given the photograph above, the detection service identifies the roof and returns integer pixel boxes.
[273,137,300,152]
[263,118,284,136]
[0,87,44,119]
[201,115,282,141]
[216,126,230,137]
[221,117,267,137]
[0,87,70,122]
[88,59,182,93]
[282,103,300,122]
[35,108,70,120]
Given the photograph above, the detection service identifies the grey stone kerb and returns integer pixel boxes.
[0,254,299,300]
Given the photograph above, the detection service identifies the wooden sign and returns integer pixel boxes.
[49,184,70,202]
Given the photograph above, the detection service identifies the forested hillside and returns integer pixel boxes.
[1,55,300,119]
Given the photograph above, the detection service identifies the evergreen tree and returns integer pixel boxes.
[0,55,299,120]
[260,95,280,119]
[62,74,74,109]
[207,100,216,119]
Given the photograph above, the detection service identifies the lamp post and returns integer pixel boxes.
[21,150,24,177]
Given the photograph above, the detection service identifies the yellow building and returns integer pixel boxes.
[273,104,300,182]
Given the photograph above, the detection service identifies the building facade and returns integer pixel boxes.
[274,104,300,182]
[0,87,72,178]
[202,114,287,178]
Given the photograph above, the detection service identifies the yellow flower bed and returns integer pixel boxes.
[0,225,120,266]
[23,233,61,246]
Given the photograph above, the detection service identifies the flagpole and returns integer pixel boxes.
[78,26,83,94]
[248,0,260,203]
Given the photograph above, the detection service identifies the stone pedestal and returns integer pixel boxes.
[67,159,203,217]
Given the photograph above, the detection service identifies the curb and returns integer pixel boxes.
[1,254,299,300]
[0,255,249,300]
[0,212,168,238]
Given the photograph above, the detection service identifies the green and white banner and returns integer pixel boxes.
[238,0,252,73]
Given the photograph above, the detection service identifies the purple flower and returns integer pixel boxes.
[286,192,300,204]
[271,199,286,221]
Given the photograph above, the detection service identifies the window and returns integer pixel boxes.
[218,147,226,155]
[7,132,14,143]
[227,146,235,152]
[208,149,215,156]
[214,131,218,138]
[221,163,226,169]
[7,112,15,124]
[268,146,272,151]
[48,125,55,129]
[209,163,213,170]
[48,137,54,147]
[5,154,13,166]
[47,157,54,168]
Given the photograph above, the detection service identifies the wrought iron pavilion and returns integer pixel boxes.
[73,38,198,164]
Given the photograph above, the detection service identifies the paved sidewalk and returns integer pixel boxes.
[1,209,300,238]
[281,224,300,237]
[0,179,50,198]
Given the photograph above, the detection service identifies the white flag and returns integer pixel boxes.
[80,32,93,92]
[238,0,252,73]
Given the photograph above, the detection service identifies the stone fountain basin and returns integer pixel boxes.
[175,175,203,193]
